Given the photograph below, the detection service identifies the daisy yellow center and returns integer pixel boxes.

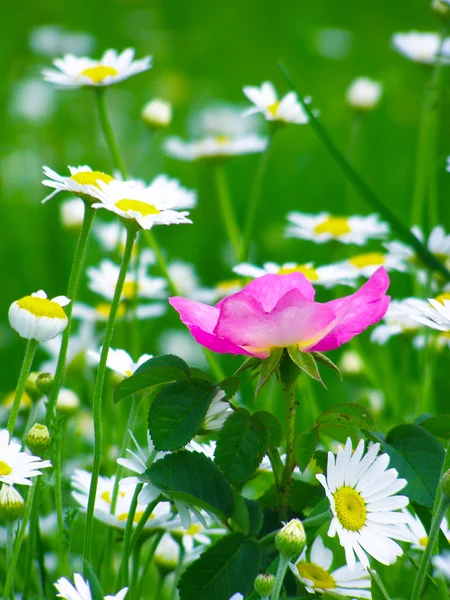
[333,486,367,531]
[115,199,160,216]
[349,252,386,268]
[70,171,113,187]
[81,65,118,83]
[215,135,230,144]
[315,217,351,237]
[419,536,428,547]
[297,561,336,589]
[278,264,319,281]
[116,510,147,524]
[435,293,450,305]
[0,461,12,476]
[100,491,112,504]
[216,278,242,293]
[125,369,134,377]
[267,101,280,117]
[185,524,202,536]
[122,281,139,299]
[96,303,127,318]
[16,296,66,319]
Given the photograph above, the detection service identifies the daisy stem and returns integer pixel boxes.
[270,554,290,600]
[53,416,69,575]
[3,483,37,600]
[45,203,96,427]
[5,523,14,600]
[213,163,241,260]
[368,569,391,600]
[82,223,138,570]
[22,479,41,600]
[129,497,163,554]
[137,532,164,600]
[277,62,450,282]
[411,494,450,600]
[240,135,273,262]
[95,88,128,179]
[7,338,38,436]
[171,542,186,600]
[117,482,144,588]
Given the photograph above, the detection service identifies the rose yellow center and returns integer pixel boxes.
[115,199,160,216]
[278,264,319,281]
[96,303,127,319]
[315,217,351,237]
[267,101,280,117]
[185,524,202,536]
[81,65,119,83]
[435,293,450,305]
[0,461,12,477]
[297,561,336,589]
[349,252,386,268]
[70,171,113,187]
[16,296,66,319]
[333,486,367,531]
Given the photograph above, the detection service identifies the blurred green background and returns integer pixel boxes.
[1,0,449,422]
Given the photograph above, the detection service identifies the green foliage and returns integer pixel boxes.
[287,346,323,385]
[420,415,450,440]
[251,411,283,448]
[316,403,376,431]
[230,493,263,536]
[178,533,261,600]
[217,376,240,401]
[255,347,283,395]
[295,428,319,472]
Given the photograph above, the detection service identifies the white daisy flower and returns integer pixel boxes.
[243,81,309,124]
[332,251,407,279]
[0,429,52,486]
[316,437,412,569]
[40,320,97,372]
[201,390,231,432]
[346,77,382,111]
[186,440,216,461]
[42,48,152,88]
[384,225,450,268]
[409,294,450,332]
[289,535,371,598]
[370,298,427,344]
[42,165,113,203]
[9,290,70,342]
[433,551,450,581]
[90,177,193,230]
[167,261,219,301]
[141,98,172,129]
[72,301,166,323]
[167,514,227,553]
[93,221,128,252]
[60,197,85,228]
[165,135,267,161]
[192,103,261,138]
[286,212,389,245]
[88,347,152,378]
[233,261,356,288]
[403,508,450,551]
[55,573,128,600]
[154,532,203,570]
[391,32,450,64]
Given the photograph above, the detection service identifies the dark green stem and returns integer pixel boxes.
[7,338,37,436]
[129,496,163,553]
[118,483,144,588]
[22,479,41,600]
[213,164,241,260]
[95,89,127,179]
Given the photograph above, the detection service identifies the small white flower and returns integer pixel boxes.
[88,347,152,378]
[392,32,450,64]
[316,437,412,569]
[409,294,450,332]
[286,212,389,245]
[403,508,450,551]
[332,251,407,279]
[43,48,152,88]
[9,290,70,342]
[433,551,450,581]
[40,320,97,372]
[165,135,267,161]
[243,81,309,124]
[289,535,371,598]
[0,429,52,486]
[141,98,172,128]
[154,532,203,569]
[56,388,80,415]
[60,198,85,228]
[201,390,231,432]
[42,165,113,204]
[346,77,382,111]
[168,261,219,301]
[370,298,428,344]
[72,301,166,323]
[90,177,193,230]
[55,573,128,600]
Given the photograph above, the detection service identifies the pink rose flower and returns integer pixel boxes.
[169,267,390,359]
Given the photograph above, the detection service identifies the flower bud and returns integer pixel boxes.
[56,388,80,416]
[141,99,172,129]
[432,0,450,17]
[346,77,382,112]
[442,469,450,499]
[36,372,54,396]
[339,350,364,376]
[0,486,25,522]
[25,423,51,455]
[25,372,45,402]
[275,518,306,558]
[254,573,275,597]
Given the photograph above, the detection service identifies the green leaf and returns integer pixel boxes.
[420,415,450,440]
[384,424,444,509]
[287,347,323,385]
[311,351,342,379]
[252,411,283,448]
[215,410,269,485]
[230,494,262,537]
[234,356,261,375]
[84,561,104,600]
[114,354,190,403]
[368,569,391,600]
[217,376,240,401]
[255,347,283,395]
[259,480,324,514]
[148,378,216,451]
[178,533,261,600]
[147,451,234,520]
[316,403,376,431]
[244,498,263,537]
[295,428,319,472]
[189,367,214,384]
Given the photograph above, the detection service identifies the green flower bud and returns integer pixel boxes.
[36,372,54,396]
[254,573,275,597]
[25,423,51,455]
[275,518,306,558]
[25,372,44,401]
[0,486,25,522]
[432,0,450,18]
[141,99,172,129]
[56,388,80,416]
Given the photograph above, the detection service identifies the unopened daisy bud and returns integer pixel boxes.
[9,290,70,342]
[36,372,54,396]
[346,77,382,112]
[141,99,172,129]
[0,486,25,522]
[25,372,44,401]
[432,0,450,17]
[56,388,80,416]
[339,350,364,376]
[254,573,275,598]
[442,469,450,500]
[60,198,85,229]
[275,519,306,558]
[25,423,51,455]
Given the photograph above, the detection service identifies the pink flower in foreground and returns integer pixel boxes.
[169,268,390,359]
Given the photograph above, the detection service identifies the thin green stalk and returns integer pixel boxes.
[412,494,450,600]
[213,164,241,259]
[278,62,450,281]
[240,137,273,261]
[279,378,298,521]
[171,542,186,600]
[137,532,164,600]
[53,417,69,575]
[369,569,391,600]
[117,483,144,588]
[22,479,41,600]
[129,496,163,553]
[46,203,96,426]
[270,554,290,600]
[7,339,38,436]
[6,523,14,600]
[346,113,363,213]
[130,541,141,599]
[95,89,127,179]
[82,224,138,569]
[437,576,450,600]
[4,483,37,600]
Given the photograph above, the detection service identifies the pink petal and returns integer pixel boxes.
[309,267,390,352]
[215,289,335,351]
